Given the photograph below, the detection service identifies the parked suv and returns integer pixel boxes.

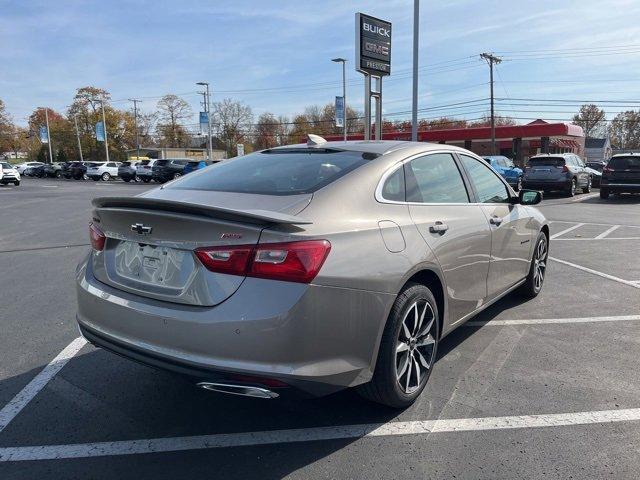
[15,161,44,174]
[600,153,640,199]
[43,162,64,178]
[151,159,189,182]
[118,161,139,182]
[482,156,523,190]
[69,162,90,180]
[0,162,20,186]
[136,159,157,183]
[522,153,591,196]
[87,161,121,181]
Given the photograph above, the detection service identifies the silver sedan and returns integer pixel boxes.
[76,139,548,408]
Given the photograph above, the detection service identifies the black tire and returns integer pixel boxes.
[358,283,440,408]
[101,172,111,181]
[173,172,182,180]
[14,181,20,186]
[123,178,131,183]
[55,171,62,178]
[582,176,592,194]
[518,231,548,299]
[565,178,576,197]
[92,177,99,181]
[600,188,609,199]
[142,178,151,183]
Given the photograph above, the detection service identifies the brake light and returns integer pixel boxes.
[562,165,569,173]
[195,240,331,284]
[603,166,614,174]
[89,223,106,251]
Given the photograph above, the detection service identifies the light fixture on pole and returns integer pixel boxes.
[196,82,213,161]
[331,58,347,141]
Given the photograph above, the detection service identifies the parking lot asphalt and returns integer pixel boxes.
[1,178,640,479]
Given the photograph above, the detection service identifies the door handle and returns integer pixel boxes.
[429,221,449,234]
[489,216,503,226]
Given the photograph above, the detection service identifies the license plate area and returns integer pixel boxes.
[112,241,193,290]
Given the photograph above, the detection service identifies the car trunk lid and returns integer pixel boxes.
[90,191,311,306]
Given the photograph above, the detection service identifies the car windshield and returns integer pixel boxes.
[528,157,565,167]
[609,156,640,170]
[167,149,374,195]
[1,162,12,169]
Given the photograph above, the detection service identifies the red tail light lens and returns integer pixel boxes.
[89,223,106,251]
[195,240,331,284]
[561,165,569,173]
[603,166,614,174]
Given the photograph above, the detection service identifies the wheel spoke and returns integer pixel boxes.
[396,341,409,353]
[415,349,431,369]
[412,356,421,387]
[396,353,409,380]
[405,356,413,391]
[417,333,435,348]
[411,303,420,336]
[417,304,434,337]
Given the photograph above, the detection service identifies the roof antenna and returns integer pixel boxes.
[307,134,327,147]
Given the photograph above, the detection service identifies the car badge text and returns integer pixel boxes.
[131,223,153,235]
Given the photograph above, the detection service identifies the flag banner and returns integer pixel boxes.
[95,121,105,142]
[335,96,345,128]
[199,112,209,135]
[39,126,49,143]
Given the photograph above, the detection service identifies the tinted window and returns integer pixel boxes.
[529,157,565,167]
[381,166,405,201]
[405,153,469,203]
[155,160,169,166]
[168,149,372,195]
[460,155,510,203]
[1,162,12,169]
[609,156,640,170]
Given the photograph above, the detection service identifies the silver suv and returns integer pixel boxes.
[522,153,591,197]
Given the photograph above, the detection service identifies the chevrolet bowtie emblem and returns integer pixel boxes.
[131,223,152,235]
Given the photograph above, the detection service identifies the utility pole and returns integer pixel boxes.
[411,0,419,141]
[44,108,53,163]
[73,115,84,162]
[331,58,347,141]
[480,52,502,155]
[196,82,213,161]
[97,97,110,162]
[129,98,141,160]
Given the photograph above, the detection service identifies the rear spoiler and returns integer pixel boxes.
[92,196,312,225]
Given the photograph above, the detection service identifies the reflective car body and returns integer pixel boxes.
[523,153,591,195]
[0,162,20,185]
[483,155,523,189]
[601,153,640,197]
[76,141,547,399]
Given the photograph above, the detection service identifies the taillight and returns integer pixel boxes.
[562,165,569,173]
[603,166,614,174]
[195,240,331,284]
[89,223,106,251]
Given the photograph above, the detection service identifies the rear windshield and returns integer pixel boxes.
[167,149,374,195]
[139,160,151,165]
[528,157,565,167]
[154,160,169,166]
[121,161,131,166]
[609,156,640,169]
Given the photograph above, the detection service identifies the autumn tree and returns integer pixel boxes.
[253,112,281,150]
[67,87,115,161]
[156,94,192,148]
[572,104,607,138]
[27,108,72,162]
[609,110,640,149]
[212,98,253,157]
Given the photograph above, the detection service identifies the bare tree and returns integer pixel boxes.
[156,94,192,147]
[573,104,607,138]
[212,98,253,157]
[609,110,640,149]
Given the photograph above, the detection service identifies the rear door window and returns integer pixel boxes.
[381,166,405,202]
[404,153,469,203]
[167,149,373,195]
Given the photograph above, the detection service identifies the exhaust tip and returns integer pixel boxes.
[197,382,279,399]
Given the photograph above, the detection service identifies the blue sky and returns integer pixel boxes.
[2,0,640,128]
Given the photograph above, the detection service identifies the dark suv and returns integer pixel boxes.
[151,159,189,182]
[522,153,591,197]
[600,154,640,199]
[118,161,138,182]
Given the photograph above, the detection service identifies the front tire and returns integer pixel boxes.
[101,172,111,181]
[518,232,548,298]
[515,177,523,191]
[142,178,151,183]
[173,172,182,180]
[14,180,20,186]
[600,188,610,199]
[582,177,592,193]
[358,283,439,408]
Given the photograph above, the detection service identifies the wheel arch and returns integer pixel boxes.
[399,268,447,340]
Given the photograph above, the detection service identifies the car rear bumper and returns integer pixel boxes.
[522,179,571,190]
[75,254,394,397]
[600,181,640,192]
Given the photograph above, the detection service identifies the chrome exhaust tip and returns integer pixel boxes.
[197,382,279,399]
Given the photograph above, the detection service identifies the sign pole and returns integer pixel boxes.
[73,115,84,162]
[44,108,53,163]
[364,75,371,140]
[374,76,382,140]
[100,99,110,162]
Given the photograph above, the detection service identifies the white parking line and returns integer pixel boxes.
[570,193,599,203]
[549,221,640,229]
[595,225,621,239]
[1,407,639,462]
[0,337,86,434]
[553,237,640,241]
[549,257,640,289]
[466,315,640,326]
[550,223,584,239]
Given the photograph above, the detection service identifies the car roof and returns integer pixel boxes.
[270,140,472,157]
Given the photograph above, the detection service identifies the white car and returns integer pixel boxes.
[86,161,121,181]
[135,159,158,183]
[15,161,44,174]
[0,162,21,186]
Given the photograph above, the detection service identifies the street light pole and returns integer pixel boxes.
[98,98,110,162]
[129,99,141,160]
[73,115,84,162]
[331,58,347,141]
[411,0,419,142]
[44,108,53,163]
[196,82,213,161]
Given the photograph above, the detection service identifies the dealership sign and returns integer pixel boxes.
[355,13,392,76]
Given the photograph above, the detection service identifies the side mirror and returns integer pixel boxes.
[518,189,542,205]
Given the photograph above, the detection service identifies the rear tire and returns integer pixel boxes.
[173,172,182,180]
[357,283,439,408]
[600,188,609,199]
[101,172,111,181]
[582,177,592,193]
[518,231,548,299]
[566,178,576,197]
[515,177,523,191]
[14,181,20,186]
[142,178,151,183]
[55,171,62,178]
[123,178,131,183]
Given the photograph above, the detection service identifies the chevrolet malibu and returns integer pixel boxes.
[76,138,548,408]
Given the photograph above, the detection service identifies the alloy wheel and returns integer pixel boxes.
[395,300,437,394]
[533,237,547,291]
